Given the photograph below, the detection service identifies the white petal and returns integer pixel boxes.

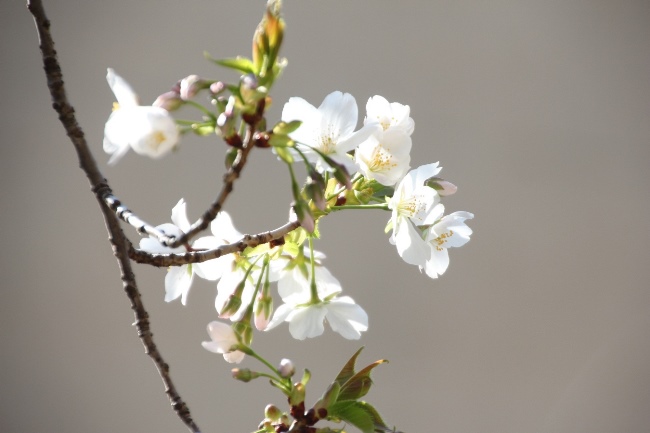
[129,107,179,159]
[313,266,343,299]
[223,351,246,364]
[319,91,358,138]
[394,218,430,266]
[106,68,139,107]
[422,246,449,279]
[325,297,368,340]
[336,121,381,154]
[282,97,320,145]
[431,211,474,248]
[170,199,191,232]
[288,305,327,340]
[139,223,185,254]
[210,211,243,242]
[203,320,240,360]
[164,265,193,305]
[413,162,442,187]
[278,266,310,303]
[265,303,293,331]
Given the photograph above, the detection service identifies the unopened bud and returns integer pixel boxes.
[232,368,260,382]
[209,81,226,95]
[278,358,295,378]
[153,91,183,111]
[233,318,254,347]
[289,382,305,406]
[254,293,273,331]
[265,404,282,422]
[426,177,458,196]
[293,201,314,233]
[180,75,211,101]
[219,281,245,319]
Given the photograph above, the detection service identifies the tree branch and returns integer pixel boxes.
[167,124,258,248]
[130,219,301,267]
[27,1,200,431]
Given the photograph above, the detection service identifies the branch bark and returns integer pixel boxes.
[27,1,200,431]
[130,220,300,267]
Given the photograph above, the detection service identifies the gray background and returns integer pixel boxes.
[2,1,650,432]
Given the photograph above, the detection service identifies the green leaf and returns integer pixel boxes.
[206,54,256,74]
[334,347,365,387]
[328,401,387,433]
[337,359,387,401]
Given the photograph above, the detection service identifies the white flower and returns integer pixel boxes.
[421,210,474,279]
[103,68,179,165]
[266,258,368,340]
[364,95,414,136]
[386,163,442,266]
[139,199,221,305]
[355,128,412,186]
[267,294,368,341]
[201,321,245,364]
[207,212,278,321]
[281,91,379,174]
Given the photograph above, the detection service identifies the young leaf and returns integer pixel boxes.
[334,347,365,387]
[337,359,387,401]
[206,54,256,74]
[328,401,388,433]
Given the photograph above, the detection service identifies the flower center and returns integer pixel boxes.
[397,194,425,220]
[317,125,338,154]
[432,230,454,251]
[368,145,396,172]
[147,131,167,151]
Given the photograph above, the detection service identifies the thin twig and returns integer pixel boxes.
[130,219,301,267]
[167,125,258,248]
[26,1,200,431]
[110,124,258,249]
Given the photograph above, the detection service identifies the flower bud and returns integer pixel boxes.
[219,281,245,319]
[293,200,314,233]
[264,404,282,422]
[209,81,226,95]
[426,177,458,196]
[278,358,295,378]
[180,75,211,101]
[289,382,305,406]
[232,368,260,382]
[233,317,254,347]
[254,292,273,331]
[153,91,183,111]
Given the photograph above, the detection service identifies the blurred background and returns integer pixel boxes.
[2,1,650,432]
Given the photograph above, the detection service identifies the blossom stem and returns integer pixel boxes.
[330,204,389,211]
[325,173,362,200]
[308,236,320,303]
[244,347,290,389]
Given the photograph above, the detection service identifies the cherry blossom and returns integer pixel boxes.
[139,199,221,305]
[386,163,442,266]
[103,68,179,165]
[201,321,245,364]
[281,91,379,174]
[421,210,474,279]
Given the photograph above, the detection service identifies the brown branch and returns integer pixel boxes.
[167,125,258,248]
[27,1,200,431]
[103,192,175,239]
[130,219,300,267]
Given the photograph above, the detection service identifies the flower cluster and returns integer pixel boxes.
[139,199,368,363]
[281,91,474,278]
[132,90,472,364]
